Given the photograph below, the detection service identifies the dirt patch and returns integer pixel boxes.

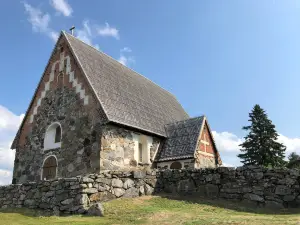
[148,211,175,223]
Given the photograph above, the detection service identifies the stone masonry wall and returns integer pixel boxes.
[13,88,106,184]
[2,166,300,214]
[100,124,161,170]
[13,37,108,183]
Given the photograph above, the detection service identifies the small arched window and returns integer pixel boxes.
[44,122,62,150]
[170,161,182,169]
[55,126,61,143]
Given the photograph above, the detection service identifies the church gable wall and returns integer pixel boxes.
[194,122,218,169]
[100,124,161,170]
[13,37,107,183]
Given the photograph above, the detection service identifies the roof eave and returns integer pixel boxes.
[108,120,167,138]
[155,155,194,162]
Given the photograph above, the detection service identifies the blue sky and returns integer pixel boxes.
[1,1,300,183]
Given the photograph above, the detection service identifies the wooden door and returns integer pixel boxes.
[42,156,57,180]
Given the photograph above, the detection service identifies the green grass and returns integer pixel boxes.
[1,196,300,225]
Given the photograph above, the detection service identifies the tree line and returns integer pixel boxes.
[237,104,300,169]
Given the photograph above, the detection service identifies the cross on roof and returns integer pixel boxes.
[69,26,75,35]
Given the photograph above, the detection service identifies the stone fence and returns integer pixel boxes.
[0,166,300,215]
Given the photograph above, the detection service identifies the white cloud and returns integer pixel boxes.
[23,3,50,32]
[118,55,128,65]
[212,131,243,153]
[76,20,94,46]
[49,31,59,42]
[212,130,300,167]
[0,105,23,185]
[76,21,120,50]
[23,2,58,42]
[76,20,100,50]
[0,169,13,186]
[277,135,300,154]
[0,144,15,172]
[50,0,73,17]
[118,55,135,66]
[121,47,132,53]
[0,105,24,131]
[97,22,120,40]
[118,47,135,66]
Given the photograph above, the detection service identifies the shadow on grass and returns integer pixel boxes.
[155,193,300,215]
[1,194,300,219]
[0,207,69,217]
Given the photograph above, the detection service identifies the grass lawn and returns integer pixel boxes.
[0,195,300,225]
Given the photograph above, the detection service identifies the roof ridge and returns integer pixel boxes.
[62,30,110,121]
[62,31,189,117]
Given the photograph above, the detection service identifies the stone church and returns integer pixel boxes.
[11,31,222,184]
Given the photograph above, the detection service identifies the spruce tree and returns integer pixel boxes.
[238,104,286,167]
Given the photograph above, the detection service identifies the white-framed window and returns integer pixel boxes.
[44,122,62,150]
[133,134,152,164]
[138,143,143,162]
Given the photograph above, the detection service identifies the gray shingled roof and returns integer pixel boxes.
[155,116,204,162]
[64,32,189,137]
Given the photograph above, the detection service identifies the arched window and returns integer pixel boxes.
[42,155,57,180]
[170,161,182,169]
[55,126,61,143]
[44,122,62,150]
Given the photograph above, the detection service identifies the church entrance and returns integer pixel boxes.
[42,156,57,180]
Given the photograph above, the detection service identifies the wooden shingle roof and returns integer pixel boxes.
[156,116,204,161]
[64,32,189,137]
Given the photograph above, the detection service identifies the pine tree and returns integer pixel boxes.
[238,104,286,167]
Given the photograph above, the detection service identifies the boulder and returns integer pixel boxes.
[275,185,291,195]
[133,171,146,179]
[123,187,139,198]
[177,179,196,194]
[244,193,264,202]
[24,199,36,206]
[283,194,296,202]
[90,192,116,202]
[61,198,74,205]
[96,178,111,185]
[139,185,145,195]
[144,178,157,187]
[113,188,125,197]
[145,184,154,195]
[123,179,135,189]
[82,188,98,194]
[112,178,123,188]
[82,177,94,183]
[205,184,219,198]
[87,203,104,217]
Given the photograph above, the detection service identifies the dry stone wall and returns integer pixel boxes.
[1,166,300,215]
